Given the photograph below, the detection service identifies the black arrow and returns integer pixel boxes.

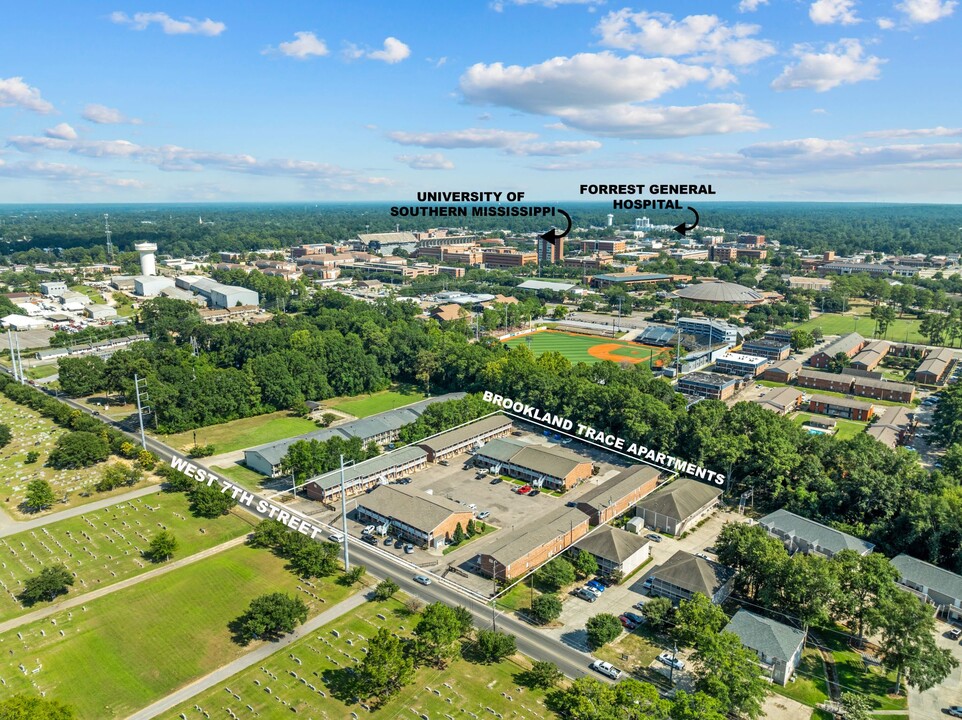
[539,209,572,244]
[673,206,700,236]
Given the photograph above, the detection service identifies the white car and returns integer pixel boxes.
[476,510,491,520]
[589,660,623,680]
[328,532,344,543]
[361,525,376,536]
[657,652,685,671]
[413,575,432,586]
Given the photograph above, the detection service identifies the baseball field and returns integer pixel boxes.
[504,330,669,366]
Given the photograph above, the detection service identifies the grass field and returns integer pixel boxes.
[0,544,350,719]
[0,493,252,622]
[819,629,907,711]
[163,596,552,720]
[212,462,272,492]
[505,330,669,366]
[69,285,107,303]
[789,312,925,345]
[594,630,661,672]
[162,411,319,455]
[23,364,59,380]
[770,648,830,707]
[793,412,867,441]
[0,395,156,517]
[328,386,427,418]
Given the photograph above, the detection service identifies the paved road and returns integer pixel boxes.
[125,590,369,720]
[909,625,962,719]
[0,535,248,635]
[0,484,163,538]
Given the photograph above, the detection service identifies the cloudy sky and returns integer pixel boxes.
[1,0,960,202]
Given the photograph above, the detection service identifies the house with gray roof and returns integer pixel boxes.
[647,550,734,605]
[634,478,722,536]
[810,333,866,369]
[243,392,463,476]
[416,414,513,462]
[758,509,874,558]
[304,446,428,503]
[477,506,590,580]
[354,484,475,549]
[891,554,962,623]
[572,525,650,577]
[576,465,661,525]
[472,438,593,491]
[724,609,807,685]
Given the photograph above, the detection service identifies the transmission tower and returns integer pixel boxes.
[104,213,114,261]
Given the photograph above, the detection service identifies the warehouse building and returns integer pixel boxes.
[635,478,722,536]
[176,275,260,309]
[677,372,740,401]
[808,394,876,421]
[714,352,769,378]
[796,368,854,394]
[850,340,890,371]
[761,359,801,383]
[572,525,650,577]
[916,347,956,385]
[40,281,68,297]
[741,338,791,362]
[759,509,874,558]
[575,465,661,525]
[416,414,513,462]
[244,393,463,476]
[134,276,175,297]
[647,550,734,606]
[850,376,915,403]
[724,610,807,686]
[304,446,428,503]
[891,554,962,623]
[85,304,117,321]
[472,438,593,492]
[477,506,590,580]
[809,333,865,368]
[354,484,475,549]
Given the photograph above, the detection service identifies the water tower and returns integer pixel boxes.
[135,242,158,276]
[606,214,614,227]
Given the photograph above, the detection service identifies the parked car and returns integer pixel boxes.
[583,585,602,598]
[383,537,394,546]
[632,601,647,612]
[598,576,616,587]
[646,533,663,543]
[947,707,962,718]
[413,575,432,586]
[575,587,598,602]
[619,615,638,630]
[642,577,654,589]
[624,612,645,625]
[361,525,376,536]
[657,652,685,671]
[361,535,378,545]
[586,580,606,593]
[398,478,411,485]
[529,489,541,497]
[948,627,962,640]
[589,660,623,680]
[328,532,344,543]
[477,511,491,520]
[439,459,450,466]
[517,485,532,495]
[695,553,711,561]
[489,477,502,485]
[404,544,415,554]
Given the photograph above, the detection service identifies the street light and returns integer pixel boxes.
[669,642,679,684]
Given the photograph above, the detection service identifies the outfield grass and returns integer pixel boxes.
[504,330,669,366]
[162,411,319,455]
[770,648,830,707]
[0,544,351,719]
[793,412,867,441]
[0,395,155,517]
[788,313,925,345]
[0,493,252,622]
[329,386,427,418]
[162,596,553,720]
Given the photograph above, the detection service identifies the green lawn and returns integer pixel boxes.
[793,412,867,441]
[0,544,351,719]
[329,386,427,418]
[23,364,59,380]
[771,648,830,707]
[811,710,834,720]
[0,493,252,622]
[69,285,107,303]
[504,330,669,366]
[442,523,498,555]
[161,410,319,455]
[818,629,907,711]
[788,313,925,345]
[495,576,541,612]
[212,462,273,492]
[594,630,661,672]
[162,596,553,720]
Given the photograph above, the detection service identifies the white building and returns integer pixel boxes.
[134,276,175,297]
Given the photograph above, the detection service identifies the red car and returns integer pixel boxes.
[516,485,532,495]
[619,615,638,630]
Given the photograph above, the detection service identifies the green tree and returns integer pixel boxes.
[669,690,727,720]
[548,676,668,719]
[146,530,177,562]
[25,450,39,463]
[353,627,415,706]
[878,589,958,694]
[762,552,838,630]
[0,423,11,449]
[642,596,674,632]
[537,557,576,592]
[585,613,623,650]
[839,692,873,720]
[831,550,899,646]
[552,305,568,320]
[0,693,76,720]
[372,578,400,601]
[342,565,365,585]
[248,519,288,548]
[870,303,897,338]
[694,631,770,719]
[474,629,517,663]
[672,593,728,649]
[413,602,463,668]
[451,522,465,545]
[453,605,474,637]
[95,462,143,492]
[19,564,74,606]
[188,483,237,518]
[715,521,788,599]
[569,549,599,578]
[46,431,110,469]
[23,478,56,512]
[290,540,340,578]
[466,518,477,536]
[789,329,815,351]
[525,660,564,689]
[530,593,563,624]
[235,592,308,644]
[57,355,106,397]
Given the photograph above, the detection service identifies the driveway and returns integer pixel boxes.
[760,692,811,720]
[909,621,962,719]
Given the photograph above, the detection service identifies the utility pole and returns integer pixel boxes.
[7,330,18,382]
[669,642,679,684]
[340,454,350,571]
[134,374,148,449]
[14,332,24,384]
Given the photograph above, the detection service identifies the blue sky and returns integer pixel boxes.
[1,0,960,202]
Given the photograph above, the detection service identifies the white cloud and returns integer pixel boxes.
[809,0,860,25]
[109,11,226,36]
[386,128,538,148]
[506,140,602,156]
[738,0,769,11]
[82,103,141,125]
[877,16,896,28]
[863,126,962,138]
[553,103,767,138]
[267,31,329,60]
[0,158,143,188]
[44,123,77,140]
[0,77,55,114]
[771,40,883,92]
[812,108,828,114]
[491,0,604,11]
[595,10,776,66]
[367,37,411,64]
[896,0,957,23]
[395,153,455,170]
